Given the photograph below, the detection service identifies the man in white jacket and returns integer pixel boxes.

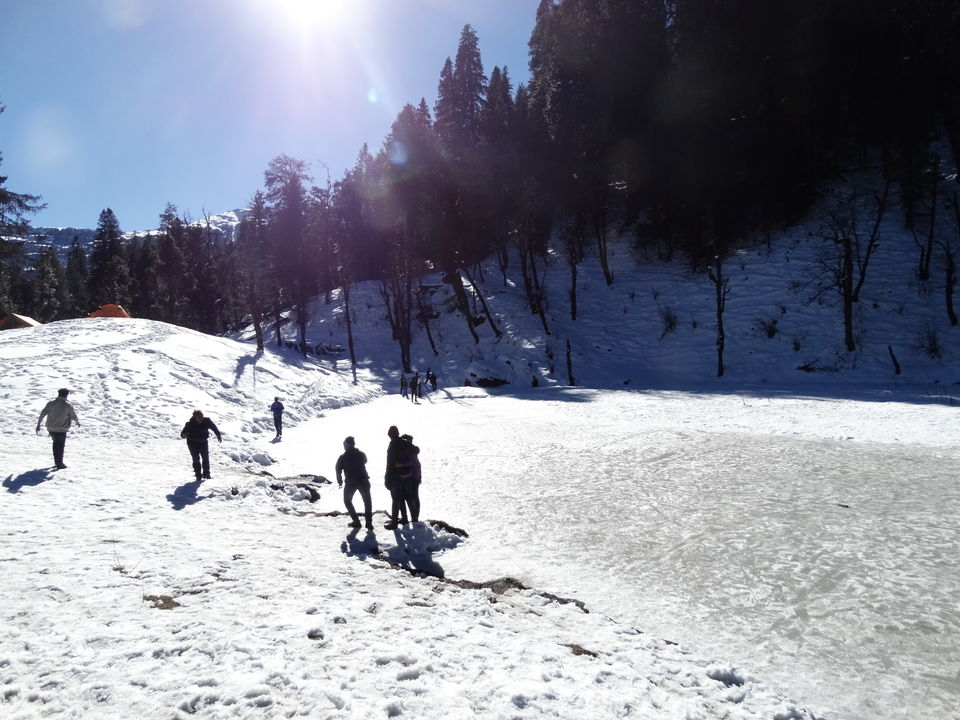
[36,388,81,469]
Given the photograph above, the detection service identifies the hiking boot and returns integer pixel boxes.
[384,521,399,530]
[202,473,211,479]
[348,520,362,529]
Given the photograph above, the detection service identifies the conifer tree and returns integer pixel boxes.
[87,208,132,309]
[263,154,314,350]
[31,247,69,322]
[65,236,90,317]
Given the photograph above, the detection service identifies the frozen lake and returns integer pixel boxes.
[301,387,960,720]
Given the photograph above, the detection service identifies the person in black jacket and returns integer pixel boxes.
[399,433,421,523]
[336,436,372,530]
[383,425,409,529]
[180,410,222,481]
[269,397,284,439]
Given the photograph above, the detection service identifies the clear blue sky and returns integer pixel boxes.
[1,0,538,231]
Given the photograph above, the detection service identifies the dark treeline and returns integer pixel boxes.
[3,0,958,370]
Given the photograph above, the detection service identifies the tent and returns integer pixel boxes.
[88,304,131,318]
[0,313,41,330]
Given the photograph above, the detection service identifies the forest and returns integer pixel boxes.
[1,0,958,372]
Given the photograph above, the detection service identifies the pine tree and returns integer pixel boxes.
[65,236,90,317]
[31,247,69,322]
[0,103,45,316]
[263,154,314,350]
[87,208,132,308]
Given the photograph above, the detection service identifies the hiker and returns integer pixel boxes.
[399,433,421,523]
[384,425,410,529]
[180,409,222,481]
[35,388,81,469]
[270,396,284,439]
[410,373,420,404]
[400,374,408,398]
[428,369,437,392]
[336,436,373,530]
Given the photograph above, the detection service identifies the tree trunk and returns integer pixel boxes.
[342,282,357,368]
[843,236,855,351]
[417,288,439,357]
[446,265,480,344]
[852,179,889,302]
[462,265,502,340]
[709,257,728,378]
[528,247,549,334]
[565,339,575,386]
[946,245,958,326]
[593,205,614,285]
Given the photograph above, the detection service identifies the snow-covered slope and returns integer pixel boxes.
[0,319,831,720]
[3,192,960,719]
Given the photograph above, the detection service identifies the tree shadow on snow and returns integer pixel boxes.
[167,480,205,510]
[3,468,55,493]
[233,349,263,386]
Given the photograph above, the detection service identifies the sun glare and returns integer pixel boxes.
[274,0,351,30]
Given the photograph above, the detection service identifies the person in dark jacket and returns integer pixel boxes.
[383,425,409,529]
[336,436,372,529]
[36,388,81,469]
[180,410,222,481]
[270,397,284,439]
[399,433,421,523]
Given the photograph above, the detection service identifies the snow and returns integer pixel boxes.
[3,201,960,718]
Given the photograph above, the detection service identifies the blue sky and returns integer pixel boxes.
[1,0,538,231]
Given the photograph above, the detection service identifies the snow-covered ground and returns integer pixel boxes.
[3,197,960,718]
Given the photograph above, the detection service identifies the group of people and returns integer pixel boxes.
[35,390,424,531]
[336,425,421,530]
[400,369,438,404]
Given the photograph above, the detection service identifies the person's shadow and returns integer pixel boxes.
[3,468,54,493]
[167,480,204,510]
[341,528,379,558]
[383,524,447,579]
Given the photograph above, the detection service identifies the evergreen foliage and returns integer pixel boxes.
[7,2,959,372]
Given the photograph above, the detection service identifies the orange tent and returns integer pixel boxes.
[0,313,41,330]
[88,304,131,318]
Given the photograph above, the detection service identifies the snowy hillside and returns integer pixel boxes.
[261,194,960,396]
[3,200,960,719]
[1,319,835,720]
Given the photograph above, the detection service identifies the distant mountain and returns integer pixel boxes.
[22,208,251,263]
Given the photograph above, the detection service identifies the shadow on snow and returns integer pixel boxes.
[3,468,55,493]
[167,479,205,510]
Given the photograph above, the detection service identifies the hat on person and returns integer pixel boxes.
[344,436,355,446]
[58,388,69,397]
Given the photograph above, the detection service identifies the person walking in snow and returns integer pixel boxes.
[398,433,421,523]
[36,388,81,469]
[270,396,285,439]
[384,425,410,529]
[180,410,222,481]
[400,374,408,398]
[409,373,420,404]
[336,436,373,530]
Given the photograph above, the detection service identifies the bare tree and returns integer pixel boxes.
[815,185,888,352]
[709,254,730,377]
